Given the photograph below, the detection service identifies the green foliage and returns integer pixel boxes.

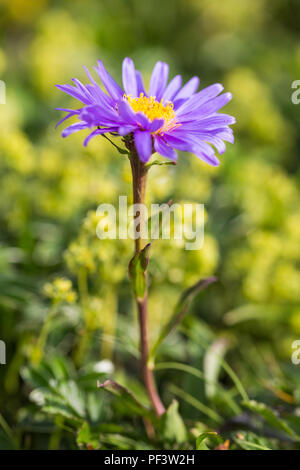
[195,432,223,450]
[1,0,300,451]
[242,400,300,441]
[149,277,217,364]
[161,400,187,444]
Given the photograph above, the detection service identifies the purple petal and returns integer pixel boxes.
[172,98,189,109]
[80,104,120,127]
[55,84,90,105]
[177,126,233,151]
[162,75,182,102]
[180,92,232,121]
[149,61,169,100]
[189,139,216,157]
[135,112,151,129]
[85,83,115,107]
[195,114,236,129]
[71,78,93,102]
[148,118,164,132]
[83,127,118,146]
[134,130,152,162]
[83,65,97,84]
[154,136,177,160]
[117,100,138,124]
[62,121,89,137]
[94,59,124,100]
[190,133,226,154]
[166,132,220,165]
[136,70,146,96]
[164,132,218,163]
[134,113,164,132]
[176,83,224,116]
[170,128,227,154]
[122,57,138,97]
[55,107,81,113]
[174,76,200,101]
[194,148,220,166]
[207,136,226,154]
[118,125,137,136]
[163,134,193,152]
[55,111,79,128]
[213,128,234,143]
[177,114,235,130]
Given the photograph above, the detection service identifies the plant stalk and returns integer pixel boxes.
[128,148,165,417]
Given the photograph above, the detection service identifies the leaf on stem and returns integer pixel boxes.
[145,160,177,169]
[128,243,151,300]
[149,276,217,364]
[97,379,155,421]
[161,399,187,444]
[101,134,129,155]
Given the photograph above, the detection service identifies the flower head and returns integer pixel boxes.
[43,277,77,304]
[56,58,235,165]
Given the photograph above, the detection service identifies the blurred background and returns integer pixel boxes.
[1,0,300,450]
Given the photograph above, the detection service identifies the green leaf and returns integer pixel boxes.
[0,429,16,450]
[97,379,155,421]
[196,431,223,450]
[21,364,53,390]
[101,134,129,155]
[42,401,81,422]
[37,382,86,422]
[145,159,176,169]
[77,423,99,449]
[0,414,16,450]
[242,400,299,440]
[149,277,217,364]
[48,356,74,380]
[57,380,86,418]
[234,432,272,451]
[169,384,222,423]
[161,400,187,444]
[128,243,151,299]
[203,336,232,399]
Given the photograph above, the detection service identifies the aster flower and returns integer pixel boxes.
[56,58,235,165]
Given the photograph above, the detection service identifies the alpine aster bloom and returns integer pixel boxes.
[56,58,235,165]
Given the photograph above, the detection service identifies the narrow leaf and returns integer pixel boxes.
[102,134,129,155]
[145,160,177,169]
[242,400,299,440]
[149,277,217,363]
[97,379,154,421]
[203,336,232,399]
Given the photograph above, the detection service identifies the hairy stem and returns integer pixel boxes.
[128,148,166,417]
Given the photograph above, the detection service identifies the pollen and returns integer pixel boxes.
[125,93,177,132]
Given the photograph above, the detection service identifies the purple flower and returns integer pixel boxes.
[56,58,235,165]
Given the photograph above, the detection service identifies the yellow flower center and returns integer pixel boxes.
[125,93,177,133]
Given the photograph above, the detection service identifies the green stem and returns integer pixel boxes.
[32,303,57,364]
